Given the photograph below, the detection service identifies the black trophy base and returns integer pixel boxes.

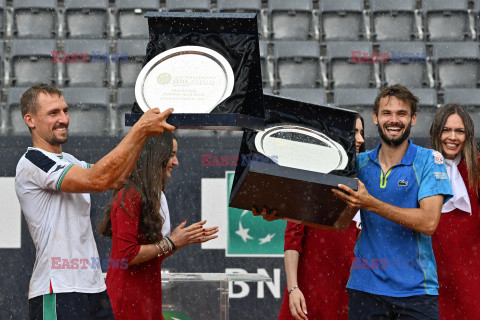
[229,162,358,227]
[125,113,265,131]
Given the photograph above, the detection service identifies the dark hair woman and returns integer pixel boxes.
[277,114,365,320]
[429,104,480,320]
[98,132,218,320]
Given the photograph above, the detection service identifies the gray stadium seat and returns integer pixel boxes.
[319,0,365,41]
[63,40,110,87]
[116,0,159,39]
[9,39,57,87]
[444,88,480,106]
[165,0,211,12]
[13,0,57,38]
[411,88,438,107]
[0,0,5,37]
[116,39,148,87]
[62,87,111,135]
[273,41,320,88]
[6,87,30,135]
[378,42,430,88]
[370,0,417,41]
[217,0,263,37]
[326,42,376,89]
[433,42,480,89]
[278,88,327,105]
[115,87,135,135]
[268,0,313,40]
[0,41,3,87]
[333,88,378,138]
[422,0,472,41]
[259,40,271,87]
[64,0,109,38]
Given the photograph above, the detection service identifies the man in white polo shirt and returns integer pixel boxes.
[15,83,175,319]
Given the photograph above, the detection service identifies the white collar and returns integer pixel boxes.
[442,154,472,215]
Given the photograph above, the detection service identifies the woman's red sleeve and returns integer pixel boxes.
[284,221,305,253]
[112,188,143,263]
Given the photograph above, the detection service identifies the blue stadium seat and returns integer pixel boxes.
[378,42,430,88]
[115,0,159,39]
[62,87,111,135]
[326,42,377,89]
[268,0,313,40]
[12,0,57,38]
[370,0,418,41]
[273,41,320,88]
[433,42,480,89]
[62,39,111,87]
[165,0,211,12]
[116,39,148,87]
[64,0,110,39]
[319,0,365,41]
[9,39,57,87]
[422,0,472,41]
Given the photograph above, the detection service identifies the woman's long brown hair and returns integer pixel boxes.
[97,132,176,243]
[430,104,480,195]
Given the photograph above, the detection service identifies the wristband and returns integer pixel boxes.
[166,237,176,251]
[154,242,162,257]
[288,286,298,295]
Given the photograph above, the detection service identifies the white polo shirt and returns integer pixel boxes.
[15,147,106,299]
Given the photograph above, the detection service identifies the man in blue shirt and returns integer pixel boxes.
[333,84,453,320]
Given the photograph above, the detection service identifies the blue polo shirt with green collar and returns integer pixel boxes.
[347,140,453,297]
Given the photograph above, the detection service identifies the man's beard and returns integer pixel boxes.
[378,121,412,147]
[48,125,68,145]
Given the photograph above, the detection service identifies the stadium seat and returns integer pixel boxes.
[433,42,480,89]
[116,39,148,87]
[378,42,430,88]
[165,0,211,12]
[273,41,320,88]
[277,88,327,105]
[115,0,159,39]
[62,39,111,87]
[268,0,313,40]
[9,39,57,87]
[319,0,365,41]
[12,0,57,38]
[115,87,135,135]
[411,88,438,107]
[326,42,376,89]
[0,0,5,37]
[370,0,418,41]
[62,87,111,135]
[0,41,3,87]
[217,0,263,37]
[64,0,110,39]
[444,88,480,106]
[6,87,30,135]
[422,0,472,41]
[259,40,272,87]
[333,88,378,138]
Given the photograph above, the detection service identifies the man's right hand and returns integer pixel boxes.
[289,288,308,320]
[136,108,177,136]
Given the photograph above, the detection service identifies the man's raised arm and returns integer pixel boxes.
[60,108,176,193]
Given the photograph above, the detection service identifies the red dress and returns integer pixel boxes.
[278,221,358,320]
[432,157,480,320]
[106,188,165,320]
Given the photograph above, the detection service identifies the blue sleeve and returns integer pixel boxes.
[417,150,453,203]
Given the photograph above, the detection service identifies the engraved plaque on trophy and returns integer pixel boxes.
[229,94,359,227]
[125,12,265,131]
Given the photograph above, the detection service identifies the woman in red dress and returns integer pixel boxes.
[97,133,218,320]
[429,104,480,320]
[277,116,365,320]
